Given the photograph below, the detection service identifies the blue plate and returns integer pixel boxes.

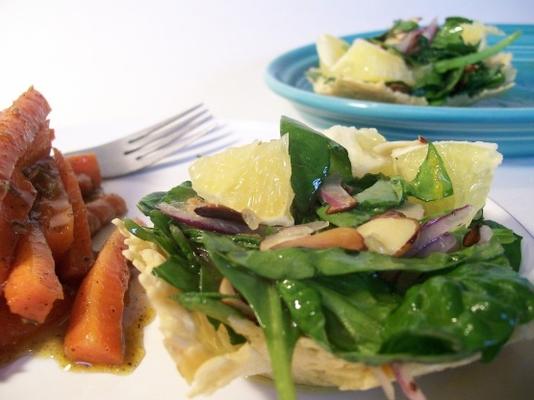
[266,24,534,157]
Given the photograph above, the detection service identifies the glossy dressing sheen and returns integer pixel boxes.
[0,273,153,374]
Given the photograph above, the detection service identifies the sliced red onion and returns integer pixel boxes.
[260,221,329,251]
[416,232,459,257]
[319,176,357,214]
[394,29,421,54]
[158,202,251,234]
[405,205,473,257]
[194,203,246,224]
[395,18,438,54]
[392,363,427,400]
[421,18,438,42]
[478,225,493,244]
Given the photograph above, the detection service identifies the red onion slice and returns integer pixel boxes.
[319,176,357,214]
[421,18,438,41]
[194,203,246,224]
[395,29,421,54]
[405,205,473,257]
[158,202,251,234]
[416,232,459,257]
[392,363,427,400]
[395,18,438,54]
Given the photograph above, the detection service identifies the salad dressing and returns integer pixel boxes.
[0,272,153,374]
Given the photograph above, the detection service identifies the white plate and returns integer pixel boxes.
[1,121,533,400]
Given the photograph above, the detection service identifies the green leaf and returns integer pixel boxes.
[277,279,329,347]
[456,63,506,97]
[483,220,523,271]
[137,191,166,216]
[316,204,385,227]
[392,19,420,33]
[203,235,299,400]
[177,292,244,324]
[381,261,534,361]
[434,31,521,73]
[406,142,453,201]
[355,179,405,209]
[308,281,384,354]
[162,181,198,203]
[280,116,351,221]
[431,17,476,56]
[152,255,199,292]
[123,217,176,255]
[214,235,504,280]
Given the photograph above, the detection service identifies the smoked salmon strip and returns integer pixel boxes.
[64,229,129,365]
[53,148,94,282]
[86,193,127,236]
[4,224,64,324]
[0,87,50,203]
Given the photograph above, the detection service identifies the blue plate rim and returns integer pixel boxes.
[265,23,534,121]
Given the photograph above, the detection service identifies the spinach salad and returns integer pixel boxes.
[125,117,533,400]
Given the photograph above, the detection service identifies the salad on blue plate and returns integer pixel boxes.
[119,117,534,400]
[308,17,520,106]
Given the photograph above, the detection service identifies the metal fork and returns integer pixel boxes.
[68,104,230,178]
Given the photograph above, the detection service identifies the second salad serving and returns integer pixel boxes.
[308,17,520,106]
[119,116,533,400]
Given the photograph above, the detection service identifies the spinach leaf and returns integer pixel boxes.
[199,261,224,292]
[308,281,384,354]
[355,179,405,209]
[204,235,299,400]
[138,191,166,215]
[413,67,464,103]
[177,292,244,323]
[391,19,419,33]
[162,180,198,203]
[137,181,197,215]
[484,220,522,271]
[454,63,506,97]
[277,279,329,347]
[153,255,199,292]
[123,217,176,255]
[316,204,385,227]
[184,228,261,249]
[434,31,521,73]
[381,261,534,362]
[280,116,351,221]
[406,142,453,201]
[431,17,476,57]
[344,173,383,193]
[214,235,504,280]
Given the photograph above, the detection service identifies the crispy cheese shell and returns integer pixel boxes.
[310,53,516,107]
[116,220,534,397]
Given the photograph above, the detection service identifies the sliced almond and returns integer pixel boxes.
[356,215,420,256]
[272,227,366,251]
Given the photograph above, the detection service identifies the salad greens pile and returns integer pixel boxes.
[309,17,520,106]
[374,17,520,104]
[125,117,533,400]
